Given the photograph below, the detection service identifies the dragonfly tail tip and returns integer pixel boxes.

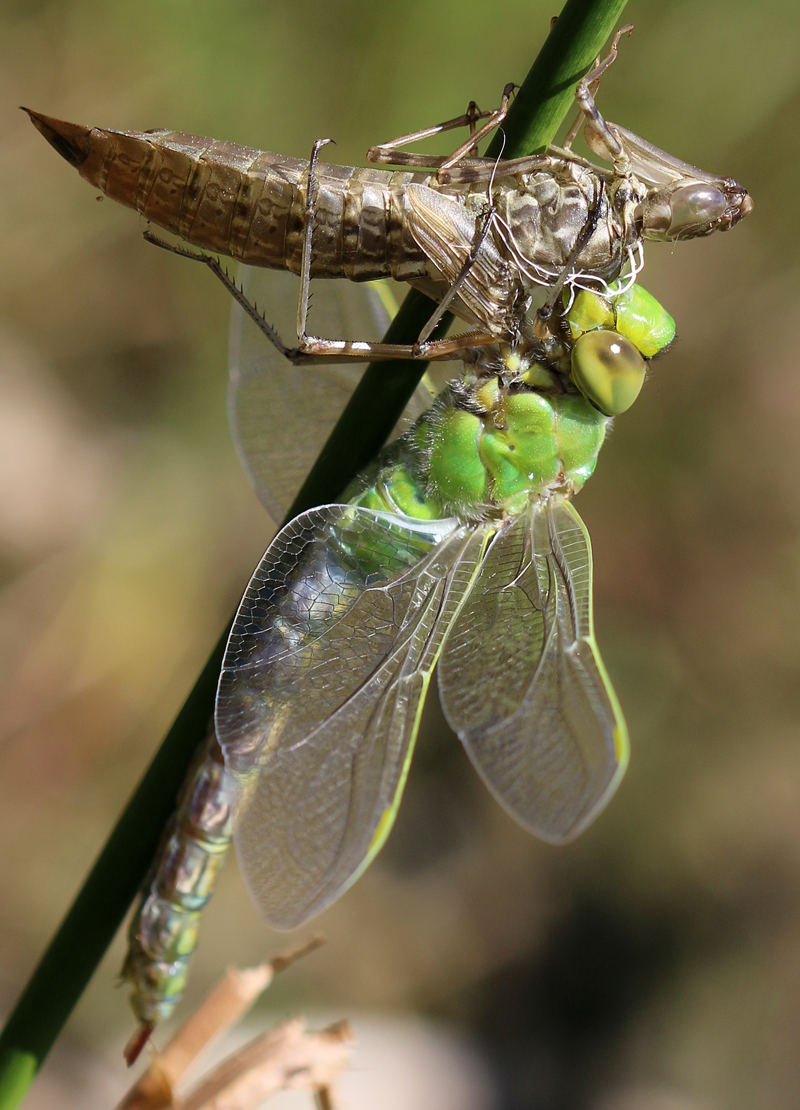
[123,1022,154,1067]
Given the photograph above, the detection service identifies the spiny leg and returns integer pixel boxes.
[435,149,561,185]
[298,324,500,363]
[297,137,333,341]
[144,230,495,364]
[362,147,560,180]
[564,23,633,172]
[563,68,602,151]
[435,83,516,181]
[142,230,300,359]
[370,81,582,183]
[368,98,490,165]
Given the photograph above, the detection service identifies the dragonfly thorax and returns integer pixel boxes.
[347,372,608,524]
[347,280,678,524]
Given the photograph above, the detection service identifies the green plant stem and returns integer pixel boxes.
[0,1,628,1104]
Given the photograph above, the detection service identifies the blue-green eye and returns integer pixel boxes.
[571,330,646,416]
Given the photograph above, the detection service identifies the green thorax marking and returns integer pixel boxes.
[346,373,608,523]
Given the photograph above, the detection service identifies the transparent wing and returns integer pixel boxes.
[229,268,437,522]
[215,504,487,929]
[439,496,628,843]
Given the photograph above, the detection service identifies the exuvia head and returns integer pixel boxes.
[638,178,753,241]
[585,120,753,243]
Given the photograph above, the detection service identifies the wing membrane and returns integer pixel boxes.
[229,267,435,521]
[216,505,487,928]
[439,497,628,843]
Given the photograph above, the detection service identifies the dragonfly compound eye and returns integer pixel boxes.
[571,330,646,417]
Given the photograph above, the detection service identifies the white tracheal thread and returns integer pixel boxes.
[488,204,645,307]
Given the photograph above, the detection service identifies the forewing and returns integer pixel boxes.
[229,267,435,522]
[216,504,487,928]
[439,497,628,843]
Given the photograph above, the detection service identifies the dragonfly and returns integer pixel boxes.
[26,29,752,1063]
[117,267,678,1065]
[218,269,678,921]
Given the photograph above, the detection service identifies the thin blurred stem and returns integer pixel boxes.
[0,1,628,1105]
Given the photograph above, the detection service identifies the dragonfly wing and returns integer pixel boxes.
[216,504,487,929]
[438,496,628,843]
[230,267,436,522]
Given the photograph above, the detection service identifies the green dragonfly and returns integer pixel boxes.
[213,267,675,930]
[21,21,754,1065]
[119,267,677,1062]
[25,72,749,1057]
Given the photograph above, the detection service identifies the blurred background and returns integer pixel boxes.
[1,1,798,1107]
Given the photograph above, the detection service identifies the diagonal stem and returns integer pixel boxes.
[0,1,629,1105]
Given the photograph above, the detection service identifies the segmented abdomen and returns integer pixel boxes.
[122,730,232,1026]
[74,124,432,282]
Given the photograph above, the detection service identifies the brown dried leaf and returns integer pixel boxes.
[114,938,325,1110]
[181,1018,353,1110]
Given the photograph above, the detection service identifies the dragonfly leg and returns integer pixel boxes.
[368,97,491,165]
[561,21,631,152]
[365,150,500,172]
[362,149,561,182]
[367,83,517,178]
[434,151,560,185]
[145,184,498,367]
[298,329,500,362]
[435,84,516,181]
[562,69,602,151]
[297,137,334,342]
[144,229,492,365]
[571,24,634,175]
[142,230,301,359]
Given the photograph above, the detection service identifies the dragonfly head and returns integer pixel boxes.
[638,177,753,241]
[563,283,676,417]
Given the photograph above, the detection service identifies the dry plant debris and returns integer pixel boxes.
[114,936,352,1110]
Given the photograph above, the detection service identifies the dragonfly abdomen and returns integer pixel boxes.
[122,731,232,1028]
